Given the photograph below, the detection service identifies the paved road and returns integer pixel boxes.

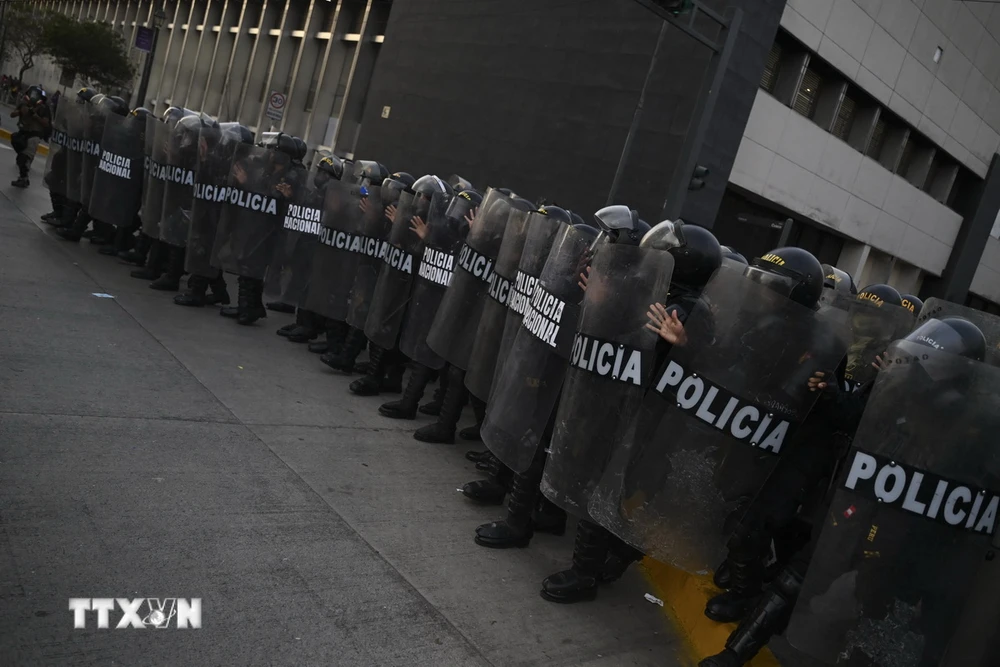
[0,154,683,666]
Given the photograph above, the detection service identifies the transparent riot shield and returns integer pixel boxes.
[425,188,516,370]
[141,116,171,238]
[365,190,444,349]
[540,245,675,517]
[211,143,296,279]
[345,185,393,330]
[917,297,1000,367]
[587,268,850,573]
[186,123,241,278]
[785,341,1000,666]
[64,102,88,204]
[89,113,144,228]
[80,102,108,207]
[489,216,567,401]
[825,293,915,386]
[398,199,468,369]
[302,178,366,320]
[481,224,594,474]
[159,117,202,247]
[43,101,70,198]
[464,207,537,401]
[264,180,325,306]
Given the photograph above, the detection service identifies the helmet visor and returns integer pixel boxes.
[744,265,797,297]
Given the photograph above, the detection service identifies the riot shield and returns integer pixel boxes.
[464,207,537,401]
[785,341,1000,666]
[185,123,242,278]
[88,113,144,228]
[159,118,202,247]
[480,224,593,474]
[80,102,108,206]
[211,143,295,279]
[827,293,915,386]
[489,216,567,400]
[587,268,850,573]
[302,178,366,320]
[141,116,171,238]
[917,297,1000,366]
[345,185,393,330]
[64,102,88,204]
[264,181,325,306]
[426,188,516,370]
[364,191,444,349]
[398,199,468,368]
[541,245,675,517]
[43,101,70,198]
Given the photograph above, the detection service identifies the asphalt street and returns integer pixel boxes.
[0,152,684,666]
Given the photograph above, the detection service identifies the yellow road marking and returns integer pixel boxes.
[640,558,780,666]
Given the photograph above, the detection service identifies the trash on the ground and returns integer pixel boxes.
[238,365,244,370]
[91,293,115,298]
[644,593,664,607]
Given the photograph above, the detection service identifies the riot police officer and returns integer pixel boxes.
[10,85,51,188]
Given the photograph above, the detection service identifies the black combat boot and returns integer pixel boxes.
[419,375,446,415]
[174,275,210,307]
[541,520,611,603]
[265,301,295,314]
[713,560,732,590]
[90,221,116,245]
[379,364,433,419]
[238,278,267,325]
[12,153,30,187]
[287,310,321,343]
[130,239,166,280]
[149,245,186,291]
[119,231,151,265]
[699,569,802,667]
[99,225,133,256]
[322,325,365,371]
[278,309,307,337]
[465,450,491,463]
[55,209,90,241]
[413,365,467,443]
[461,453,511,505]
[208,272,230,305]
[533,497,567,536]
[474,453,547,548]
[349,345,387,396]
[460,397,487,441]
[382,351,405,393]
[41,193,66,223]
[704,548,766,623]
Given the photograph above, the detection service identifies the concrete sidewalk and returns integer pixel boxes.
[0,156,684,665]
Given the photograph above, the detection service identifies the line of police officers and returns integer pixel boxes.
[37,85,1000,667]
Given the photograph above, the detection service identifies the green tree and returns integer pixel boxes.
[4,6,49,86]
[42,14,135,89]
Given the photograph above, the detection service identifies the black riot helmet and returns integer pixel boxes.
[537,205,572,225]
[96,95,126,117]
[905,317,986,363]
[353,160,389,188]
[822,264,857,295]
[720,245,748,265]
[382,171,415,206]
[641,219,722,288]
[411,174,453,201]
[857,284,903,308]
[509,196,535,213]
[900,294,923,314]
[162,106,194,123]
[572,223,602,244]
[175,114,213,150]
[593,205,646,246]
[258,131,299,158]
[747,247,825,308]
[25,86,46,105]
[291,137,308,163]
[497,187,515,197]
[569,211,588,228]
[317,154,345,180]
[219,122,254,145]
[77,87,96,103]
[89,93,106,107]
[447,174,473,192]
[445,188,483,221]
[131,106,153,120]
[107,96,129,116]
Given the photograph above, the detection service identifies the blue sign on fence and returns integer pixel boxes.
[135,27,154,52]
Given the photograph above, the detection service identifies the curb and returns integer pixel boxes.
[640,558,780,666]
[0,128,50,156]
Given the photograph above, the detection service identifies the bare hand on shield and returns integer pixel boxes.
[646,303,688,346]
[359,197,369,214]
[872,354,887,372]
[275,180,292,198]
[465,206,478,229]
[578,265,590,292]
[386,204,397,223]
[807,371,828,392]
[233,162,248,185]
[410,216,428,240]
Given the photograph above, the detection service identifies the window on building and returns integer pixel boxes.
[896,135,916,177]
[831,92,856,142]
[866,116,886,159]
[760,43,782,94]
[792,68,821,118]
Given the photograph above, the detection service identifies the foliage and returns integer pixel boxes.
[41,13,135,88]
[4,6,48,84]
